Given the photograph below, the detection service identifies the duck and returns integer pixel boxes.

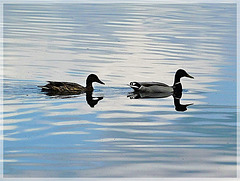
[38,74,105,95]
[129,69,194,93]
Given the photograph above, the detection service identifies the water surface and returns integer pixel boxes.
[3,3,237,177]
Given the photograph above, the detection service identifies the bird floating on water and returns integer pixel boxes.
[38,74,105,95]
[129,69,194,94]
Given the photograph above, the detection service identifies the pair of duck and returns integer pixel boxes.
[39,69,194,95]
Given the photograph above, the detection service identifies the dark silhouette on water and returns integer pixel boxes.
[86,92,103,108]
[128,69,194,112]
[129,69,194,93]
[38,74,105,95]
[38,74,105,107]
[173,96,193,112]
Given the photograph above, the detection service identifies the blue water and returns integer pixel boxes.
[3,4,236,177]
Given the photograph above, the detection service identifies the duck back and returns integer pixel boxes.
[130,81,173,93]
[40,81,85,94]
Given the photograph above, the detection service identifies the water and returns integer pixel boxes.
[3,4,237,178]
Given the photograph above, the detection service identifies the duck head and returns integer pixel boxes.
[174,69,194,85]
[173,69,194,93]
[86,74,105,86]
[175,69,194,80]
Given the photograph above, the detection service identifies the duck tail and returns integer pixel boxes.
[38,85,50,91]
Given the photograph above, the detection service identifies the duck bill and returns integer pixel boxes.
[97,79,105,85]
[186,74,194,79]
[186,103,194,106]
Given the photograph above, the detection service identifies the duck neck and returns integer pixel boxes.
[86,81,94,92]
[174,74,181,85]
[173,75,182,93]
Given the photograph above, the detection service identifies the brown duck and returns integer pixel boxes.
[39,74,105,95]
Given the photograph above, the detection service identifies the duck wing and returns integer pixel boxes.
[46,81,64,86]
[41,81,84,93]
[129,81,172,93]
[47,81,81,87]
[47,81,83,87]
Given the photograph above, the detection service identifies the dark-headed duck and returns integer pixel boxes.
[129,69,193,93]
[39,74,105,95]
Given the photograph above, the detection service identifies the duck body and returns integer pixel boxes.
[39,74,104,95]
[130,82,173,93]
[129,69,193,93]
[40,81,87,94]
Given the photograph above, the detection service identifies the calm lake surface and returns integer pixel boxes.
[3,3,237,178]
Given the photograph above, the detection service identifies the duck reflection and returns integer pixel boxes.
[128,91,193,112]
[173,96,193,112]
[86,92,103,108]
[128,92,172,99]
[43,91,104,108]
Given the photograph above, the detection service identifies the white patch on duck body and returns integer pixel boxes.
[129,82,139,89]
